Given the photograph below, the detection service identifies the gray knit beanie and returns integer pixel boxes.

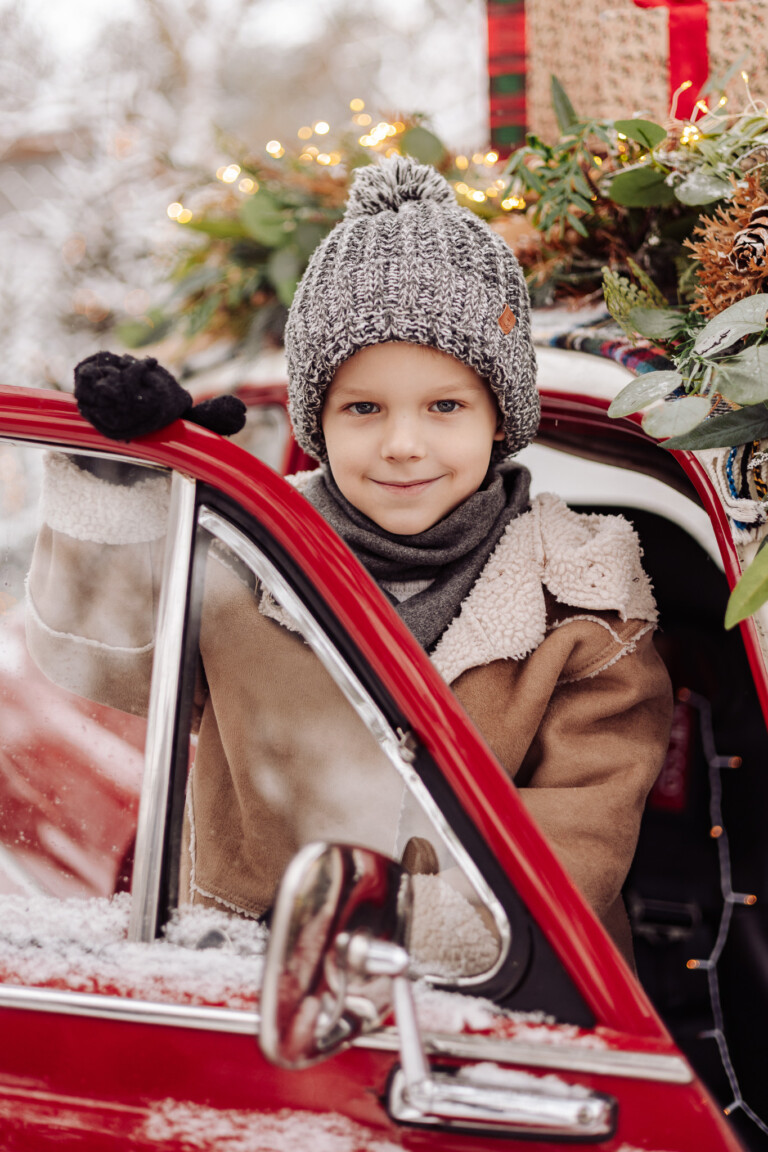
[285,155,539,462]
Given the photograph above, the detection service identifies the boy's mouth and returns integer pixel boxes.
[370,477,442,492]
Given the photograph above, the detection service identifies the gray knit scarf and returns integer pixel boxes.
[302,461,531,652]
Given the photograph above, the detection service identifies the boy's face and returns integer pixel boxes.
[321,342,504,536]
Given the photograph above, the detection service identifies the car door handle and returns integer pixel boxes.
[388,1064,616,1139]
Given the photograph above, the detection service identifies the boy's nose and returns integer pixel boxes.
[381,416,426,460]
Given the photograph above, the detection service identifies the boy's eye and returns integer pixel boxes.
[431,400,462,414]
[347,402,379,415]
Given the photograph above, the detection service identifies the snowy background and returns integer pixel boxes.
[0,0,488,391]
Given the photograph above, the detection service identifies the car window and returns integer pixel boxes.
[175,507,509,986]
[0,445,156,900]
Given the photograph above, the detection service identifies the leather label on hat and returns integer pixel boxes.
[498,304,516,334]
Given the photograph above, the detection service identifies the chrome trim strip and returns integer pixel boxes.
[0,985,257,1032]
[0,985,691,1083]
[197,508,512,988]
[128,471,197,943]
[0,437,169,471]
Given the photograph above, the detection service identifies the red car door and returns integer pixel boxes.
[0,384,744,1151]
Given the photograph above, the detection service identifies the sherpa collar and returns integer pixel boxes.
[286,475,657,685]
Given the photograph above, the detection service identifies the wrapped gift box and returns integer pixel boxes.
[521,0,768,141]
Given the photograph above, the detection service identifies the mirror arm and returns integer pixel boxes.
[341,931,616,1139]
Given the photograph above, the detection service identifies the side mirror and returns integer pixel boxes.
[259,842,616,1141]
[259,841,411,1068]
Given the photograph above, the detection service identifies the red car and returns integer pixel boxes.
[0,362,764,1151]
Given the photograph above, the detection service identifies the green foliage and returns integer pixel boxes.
[400,126,446,167]
[725,542,768,628]
[613,119,667,150]
[608,370,683,418]
[607,167,676,207]
[601,265,671,340]
[551,75,578,134]
[660,403,768,450]
[627,306,685,339]
[641,394,711,438]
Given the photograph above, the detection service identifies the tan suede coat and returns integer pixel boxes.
[26,454,673,966]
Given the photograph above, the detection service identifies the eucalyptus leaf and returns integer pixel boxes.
[608,369,683,418]
[725,543,768,628]
[240,191,287,247]
[266,247,301,307]
[551,75,578,133]
[627,306,685,339]
[662,402,768,449]
[674,169,732,206]
[182,217,248,240]
[400,126,446,167]
[614,119,666,150]
[715,345,768,405]
[641,395,712,439]
[693,294,768,356]
[607,167,677,207]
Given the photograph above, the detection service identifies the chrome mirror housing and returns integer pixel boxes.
[259,842,412,1068]
[260,841,617,1140]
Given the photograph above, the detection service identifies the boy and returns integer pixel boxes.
[279,156,672,963]
[27,157,671,966]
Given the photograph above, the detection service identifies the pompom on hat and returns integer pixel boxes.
[285,154,539,462]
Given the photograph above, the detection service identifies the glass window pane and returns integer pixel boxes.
[0,447,167,899]
[182,514,506,983]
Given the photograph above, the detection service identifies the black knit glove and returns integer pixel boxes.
[73,351,246,441]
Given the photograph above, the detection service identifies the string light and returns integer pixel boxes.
[238,177,257,193]
[593,155,603,166]
[265,141,284,158]
[695,99,710,116]
[167,202,183,219]
[217,164,241,183]
[501,196,526,210]
[472,151,485,164]
[313,121,330,135]
[353,113,372,126]
[682,689,768,1139]
[670,79,693,120]
[297,126,313,140]
[349,98,365,111]
[455,155,469,170]
[454,182,469,195]
[177,209,193,223]
[484,150,499,165]
[316,153,331,165]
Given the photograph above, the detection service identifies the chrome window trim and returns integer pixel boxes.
[0,438,169,472]
[128,471,197,943]
[0,985,691,1084]
[198,507,512,988]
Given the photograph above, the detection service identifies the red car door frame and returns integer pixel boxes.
[0,384,745,1151]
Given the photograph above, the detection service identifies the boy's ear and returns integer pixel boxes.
[493,415,506,441]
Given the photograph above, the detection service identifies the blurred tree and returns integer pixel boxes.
[0,0,485,390]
